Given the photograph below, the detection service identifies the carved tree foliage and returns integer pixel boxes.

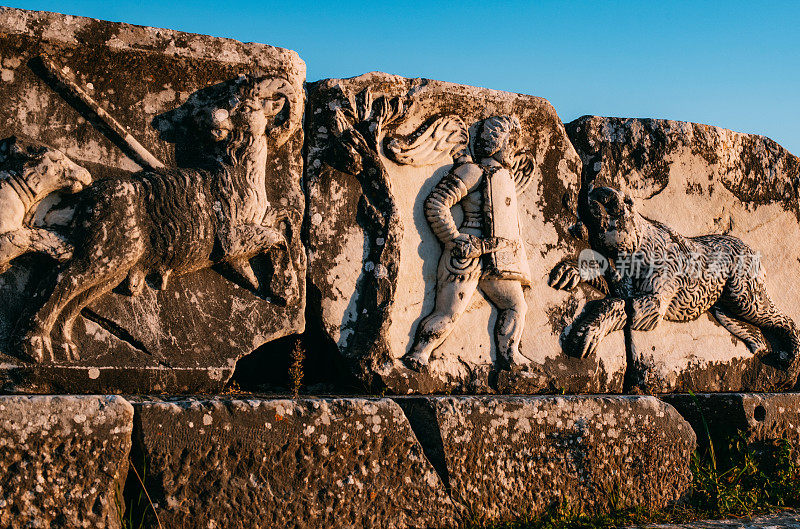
[324,88,409,373]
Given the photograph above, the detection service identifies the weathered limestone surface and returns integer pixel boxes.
[0,8,306,393]
[426,395,696,520]
[131,396,697,527]
[132,397,458,529]
[0,395,699,528]
[0,395,133,529]
[567,116,800,392]
[663,393,800,464]
[305,73,626,395]
[636,511,800,529]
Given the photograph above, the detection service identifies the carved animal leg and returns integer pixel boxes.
[17,254,138,363]
[403,273,479,371]
[630,294,666,331]
[155,268,172,290]
[0,232,29,271]
[0,229,74,273]
[55,275,128,359]
[562,297,627,358]
[710,305,768,355]
[223,223,288,291]
[720,274,800,369]
[548,261,582,291]
[547,260,610,295]
[126,266,147,297]
[229,257,260,291]
[480,279,528,369]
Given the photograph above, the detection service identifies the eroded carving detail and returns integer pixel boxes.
[8,71,302,363]
[0,137,92,273]
[322,88,408,373]
[391,115,536,371]
[549,156,800,386]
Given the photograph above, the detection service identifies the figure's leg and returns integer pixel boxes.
[403,254,479,370]
[562,297,627,358]
[720,273,800,369]
[479,279,528,369]
[710,305,768,356]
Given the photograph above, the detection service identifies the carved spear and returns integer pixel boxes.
[30,55,165,171]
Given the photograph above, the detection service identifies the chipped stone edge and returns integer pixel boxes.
[0,6,306,82]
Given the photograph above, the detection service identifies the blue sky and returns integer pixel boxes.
[7,0,800,154]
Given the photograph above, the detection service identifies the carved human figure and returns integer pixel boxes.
[400,116,533,371]
[549,156,800,378]
[12,74,301,363]
[0,137,92,272]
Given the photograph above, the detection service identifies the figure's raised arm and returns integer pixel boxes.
[424,163,482,243]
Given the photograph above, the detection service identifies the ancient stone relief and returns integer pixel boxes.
[566,117,800,392]
[325,97,539,373]
[5,8,799,395]
[549,156,800,390]
[306,73,619,394]
[389,114,535,371]
[0,11,306,393]
[7,64,299,364]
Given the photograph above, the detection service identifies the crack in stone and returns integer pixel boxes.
[80,308,173,368]
[392,397,451,493]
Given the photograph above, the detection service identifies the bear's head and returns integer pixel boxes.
[573,156,642,260]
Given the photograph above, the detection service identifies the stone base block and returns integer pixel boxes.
[132,397,457,529]
[131,396,696,528]
[662,393,800,464]
[0,395,133,529]
[419,395,696,520]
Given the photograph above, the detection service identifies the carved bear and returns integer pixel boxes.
[549,157,800,377]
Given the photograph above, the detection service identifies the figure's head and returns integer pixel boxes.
[0,137,92,194]
[475,115,522,167]
[208,75,300,151]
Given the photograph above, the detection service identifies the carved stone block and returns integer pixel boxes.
[663,393,800,466]
[0,7,306,392]
[425,395,696,519]
[132,397,457,529]
[305,72,626,394]
[0,395,133,529]
[567,116,800,392]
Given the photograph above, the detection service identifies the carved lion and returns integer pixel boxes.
[11,75,300,363]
